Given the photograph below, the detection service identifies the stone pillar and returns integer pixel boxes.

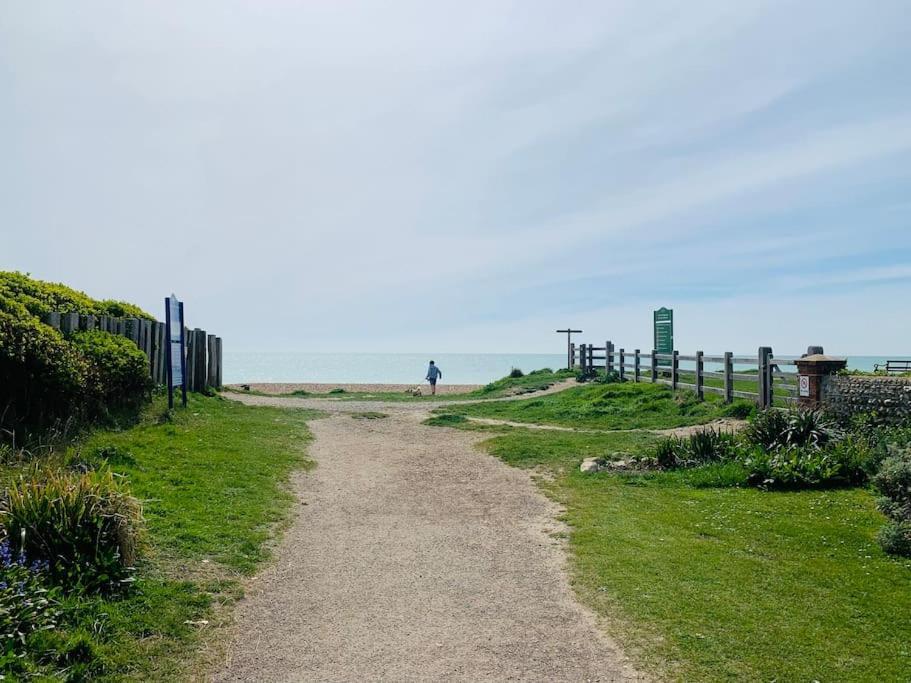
[794,355,847,409]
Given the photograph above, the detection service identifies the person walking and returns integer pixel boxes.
[425,360,442,395]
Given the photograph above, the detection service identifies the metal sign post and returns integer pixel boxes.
[653,308,674,369]
[556,329,583,369]
[165,295,188,408]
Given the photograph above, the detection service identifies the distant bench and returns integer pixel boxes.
[873,360,911,374]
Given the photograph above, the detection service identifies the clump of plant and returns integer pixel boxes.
[653,428,736,469]
[328,388,346,395]
[0,539,59,667]
[872,446,911,557]
[1,468,143,594]
[528,368,553,376]
[509,368,524,378]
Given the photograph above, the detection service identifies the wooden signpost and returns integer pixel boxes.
[556,328,583,369]
[165,295,188,408]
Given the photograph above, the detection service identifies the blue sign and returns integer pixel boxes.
[165,295,187,408]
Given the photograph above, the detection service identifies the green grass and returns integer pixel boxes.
[428,387,911,680]
[435,381,750,430]
[2,393,318,680]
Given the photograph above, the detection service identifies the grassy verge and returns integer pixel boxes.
[433,381,751,430]
[1,394,319,680]
[428,385,911,680]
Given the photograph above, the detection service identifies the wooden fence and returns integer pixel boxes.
[571,342,798,408]
[42,311,222,391]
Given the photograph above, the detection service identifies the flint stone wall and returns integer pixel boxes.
[822,375,911,422]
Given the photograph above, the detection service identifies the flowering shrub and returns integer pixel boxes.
[0,539,59,668]
[1,469,142,594]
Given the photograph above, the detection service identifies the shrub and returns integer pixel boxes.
[509,368,524,378]
[782,410,840,449]
[0,539,59,663]
[873,447,911,532]
[1,469,142,594]
[328,388,346,394]
[0,310,92,438]
[743,409,790,450]
[740,445,841,488]
[528,368,554,375]
[653,429,736,469]
[654,437,684,469]
[877,522,911,557]
[70,330,152,411]
[0,272,152,320]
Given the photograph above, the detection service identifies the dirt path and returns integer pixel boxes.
[215,393,641,682]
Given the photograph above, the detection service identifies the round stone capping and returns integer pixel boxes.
[794,354,848,409]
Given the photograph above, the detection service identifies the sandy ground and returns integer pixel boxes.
[214,390,642,682]
[225,382,482,395]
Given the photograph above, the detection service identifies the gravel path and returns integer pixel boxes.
[215,391,641,682]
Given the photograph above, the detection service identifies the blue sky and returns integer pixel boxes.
[2,1,910,355]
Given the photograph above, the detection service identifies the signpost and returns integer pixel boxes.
[556,328,583,369]
[653,308,673,369]
[165,295,188,408]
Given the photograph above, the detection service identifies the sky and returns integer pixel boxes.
[2,1,910,355]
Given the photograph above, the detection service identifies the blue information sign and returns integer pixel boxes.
[165,295,188,408]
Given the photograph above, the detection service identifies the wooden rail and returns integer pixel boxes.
[572,343,799,407]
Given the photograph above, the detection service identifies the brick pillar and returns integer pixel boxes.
[794,355,847,409]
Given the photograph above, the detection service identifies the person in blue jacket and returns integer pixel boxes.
[425,360,442,395]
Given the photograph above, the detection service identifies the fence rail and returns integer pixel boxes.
[42,312,222,391]
[571,342,798,408]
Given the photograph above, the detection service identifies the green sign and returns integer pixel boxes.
[653,307,674,362]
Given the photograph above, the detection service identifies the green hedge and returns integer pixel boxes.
[0,271,152,320]
[0,273,154,439]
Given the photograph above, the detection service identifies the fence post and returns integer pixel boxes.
[651,350,658,383]
[579,344,587,373]
[695,350,704,400]
[45,312,61,330]
[195,330,207,391]
[634,349,641,382]
[758,346,773,409]
[672,350,679,390]
[570,343,576,369]
[606,341,614,374]
[215,337,223,389]
[207,334,218,389]
[618,348,625,380]
[724,351,733,404]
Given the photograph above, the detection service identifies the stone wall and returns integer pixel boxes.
[822,375,911,422]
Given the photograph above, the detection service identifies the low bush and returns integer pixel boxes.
[740,445,841,488]
[328,388,346,394]
[1,469,143,593]
[509,368,524,378]
[877,521,911,557]
[653,428,736,469]
[0,310,92,438]
[71,330,152,411]
[873,447,911,556]
[0,539,59,669]
[528,368,553,375]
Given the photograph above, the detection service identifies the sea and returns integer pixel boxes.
[223,352,911,385]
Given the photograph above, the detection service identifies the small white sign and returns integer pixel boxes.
[799,375,810,397]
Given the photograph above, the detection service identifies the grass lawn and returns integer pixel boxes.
[429,382,911,680]
[434,381,752,430]
[1,393,319,680]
